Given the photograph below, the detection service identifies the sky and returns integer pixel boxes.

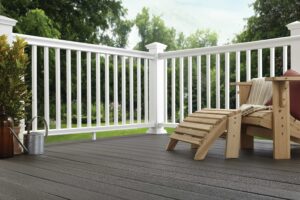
[122,0,255,49]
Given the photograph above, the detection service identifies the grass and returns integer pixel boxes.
[46,127,175,143]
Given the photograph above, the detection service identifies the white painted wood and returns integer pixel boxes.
[197,56,201,110]
[179,57,184,122]
[0,16,17,43]
[270,47,275,77]
[43,123,154,136]
[129,57,134,124]
[86,52,92,127]
[258,49,263,78]
[113,55,118,125]
[164,59,168,123]
[66,49,72,128]
[287,21,300,72]
[188,56,192,114]
[246,50,251,81]
[105,54,110,126]
[96,53,101,126]
[55,48,61,129]
[283,46,288,73]
[92,132,96,141]
[76,51,82,128]
[225,52,230,109]
[13,33,155,59]
[44,47,50,127]
[144,59,149,123]
[216,54,220,109]
[32,45,38,130]
[122,56,126,125]
[171,58,176,123]
[137,58,141,124]
[158,34,300,59]
[206,54,211,108]
[146,42,167,134]
[235,51,241,108]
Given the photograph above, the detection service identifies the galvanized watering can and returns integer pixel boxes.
[23,116,49,155]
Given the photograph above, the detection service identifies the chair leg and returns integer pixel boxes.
[166,139,178,151]
[191,144,199,149]
[241,125,254,150]
[225,114,241,158]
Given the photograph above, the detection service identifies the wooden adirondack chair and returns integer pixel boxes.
[237,76,300,159]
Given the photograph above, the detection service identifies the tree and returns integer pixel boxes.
[0,0,132,46]
[135,7,177,50]
[235,0,300,42]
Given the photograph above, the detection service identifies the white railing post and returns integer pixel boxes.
[0,16,26,144]
[146,42,167,134]
[0,16,17,43]
[287,21,300,72]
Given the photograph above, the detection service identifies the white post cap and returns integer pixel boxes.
[0,15,17,26]
[0,15,17,43]
[145,42,167,53]
[287,21,300,35]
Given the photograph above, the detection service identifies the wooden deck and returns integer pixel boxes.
[1,135,300,200]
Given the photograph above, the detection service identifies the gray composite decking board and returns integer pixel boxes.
[0,158,214,200]
[48,137,300,181]
[44,142,300,199]
[0,174,66,200]
[0,135,300,200]
[6,153,275,200]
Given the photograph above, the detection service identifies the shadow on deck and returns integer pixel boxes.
[0,134,300,200]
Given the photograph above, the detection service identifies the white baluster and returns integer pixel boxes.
[129,57,134,124]
[197,56,201,110]
[246,50,251,81]
[225,52,230,109]
[44,47,50,127]
[76,51,82,128]
[55,48,61,129]
[86,52,92,127]
[66,49,72,128]
[144,59,149,123]
[105,54,110,126]
[206,54,211,108]
[258,49,263,78]
[171,58,176,123]
[179,57,184,122]
[96,53,101,126]
[122,56,126,125]
[236,51,241,108]
[114,55,118,125]
[188,56,192,114]
[137,58,141,124]
[216,54,220,109]
[283,46,288,74]
[164,59,168,123]
[32,45,38,130]
[270,47,275,77]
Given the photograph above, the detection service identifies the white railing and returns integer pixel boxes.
[159,35,300,127]
[12,33,155,136]
[1,15,300,137]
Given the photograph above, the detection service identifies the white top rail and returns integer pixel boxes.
[159,35,300,59]
[13,33,155,59]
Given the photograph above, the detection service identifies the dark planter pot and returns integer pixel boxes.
[0,121,14,158]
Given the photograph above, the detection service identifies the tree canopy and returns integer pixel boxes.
[134,7,218,51]
[0,0,132,47]
[235,0,300,42]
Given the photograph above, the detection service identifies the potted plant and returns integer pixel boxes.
[0,35,30,154]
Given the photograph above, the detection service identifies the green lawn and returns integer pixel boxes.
[46,127,175,143]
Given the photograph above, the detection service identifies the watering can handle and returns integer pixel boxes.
[27,116,49,139]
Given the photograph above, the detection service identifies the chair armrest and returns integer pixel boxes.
[265,77,300,81]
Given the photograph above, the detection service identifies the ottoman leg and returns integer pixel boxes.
[225,114,241,159]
